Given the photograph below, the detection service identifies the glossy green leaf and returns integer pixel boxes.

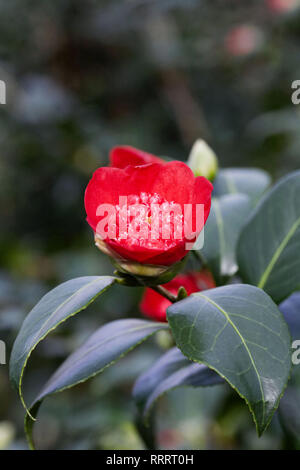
[9,276,116,415]
[25,319,168,449]
[167,284,292,435]
[213,168,271,206]
[144,364,223,417]
[133,347,222,415]
[133,347,191,407]
[201,194,251,284]
[238,171,300,303]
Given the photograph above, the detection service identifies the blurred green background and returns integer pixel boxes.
[1,0,300,450]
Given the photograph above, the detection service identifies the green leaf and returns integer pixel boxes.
[237,171,300,303]
[213,168,271,206]
[133,347,222,415]
[201,194,251,284]
[9,276,116,416]
[167,284,292,436]
[25,319,168,449]
[133,347,191,407]
[143,364,223,418]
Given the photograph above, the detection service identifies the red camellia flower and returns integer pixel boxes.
[85,155,213,274]
[140,270,216,322]
[110,145,165,169]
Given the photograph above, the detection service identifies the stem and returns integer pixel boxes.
[135,411,157,450]
[151,285,177,303]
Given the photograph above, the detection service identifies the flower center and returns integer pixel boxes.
[108,192,184,250]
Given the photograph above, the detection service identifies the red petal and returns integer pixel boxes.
[110,145,164,168]
[84,167,132,231]
[139,289,171,322]
[85,162,199,230]
[105,238,187,265]
[122,161,196,204]
[193,176,214,224]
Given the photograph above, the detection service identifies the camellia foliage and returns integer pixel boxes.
[9,143,300,449]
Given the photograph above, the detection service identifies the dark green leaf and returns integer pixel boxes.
[237,171,300,303]
[201,194,251,284]
[9,276,116,415]
[213,168,271,206]
[25,319,168,449]
[167,284,292,435]
[133,347,191,407]
[144,364,223,417]
[133,347,222,415]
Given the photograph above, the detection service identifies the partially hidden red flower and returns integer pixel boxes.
[110,145,165,169]
[84,159,213,269]
[140,270,216,322]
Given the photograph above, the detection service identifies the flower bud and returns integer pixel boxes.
[187,139,218,181]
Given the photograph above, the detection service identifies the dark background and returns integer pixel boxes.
[0,0,300,449]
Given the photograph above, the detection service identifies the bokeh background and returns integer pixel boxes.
[1,0,300,450]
